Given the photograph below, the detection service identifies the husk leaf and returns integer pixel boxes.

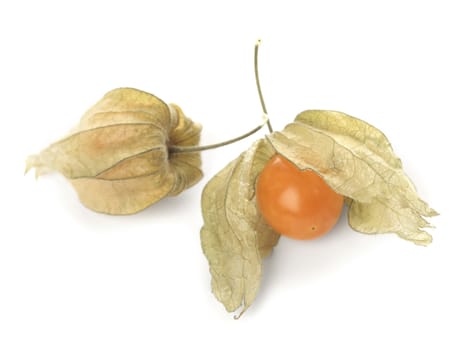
[268,110,438,245]
[200,139,280,317]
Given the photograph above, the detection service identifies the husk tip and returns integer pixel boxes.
[233,307,247,320]
[24,155,36,176]
[410,231,433,247]
[24,154,46,179]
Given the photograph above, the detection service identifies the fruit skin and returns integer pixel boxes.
[255,154,344,240]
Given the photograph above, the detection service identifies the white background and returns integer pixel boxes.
[1,1,467,349]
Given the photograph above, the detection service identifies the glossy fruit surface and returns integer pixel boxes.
[256,154,344,240]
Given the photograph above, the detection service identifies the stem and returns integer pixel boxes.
[170,40,272,154]
[169,116,268,154]
[255,39,273,133]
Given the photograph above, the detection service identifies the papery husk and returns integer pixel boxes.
[200,139,280,318]
[201,109,438,317]
[26,88,202,214]
[268,110,438,245]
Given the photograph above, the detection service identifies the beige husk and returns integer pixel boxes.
[201,109,437,317]
[268,110,438,245]
[26,88,202,214]
[200,139,280,318]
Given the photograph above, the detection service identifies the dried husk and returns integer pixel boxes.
[268,110,438,245]
[200,139,280,317]
[26,88,202,214]
[201,109,437,317]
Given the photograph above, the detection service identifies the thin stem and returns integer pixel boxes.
[255,39,273,133]
[169,116,268,154]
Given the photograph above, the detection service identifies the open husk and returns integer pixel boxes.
[201,109,437,317]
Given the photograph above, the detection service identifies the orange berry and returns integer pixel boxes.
[256,154,344,240]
